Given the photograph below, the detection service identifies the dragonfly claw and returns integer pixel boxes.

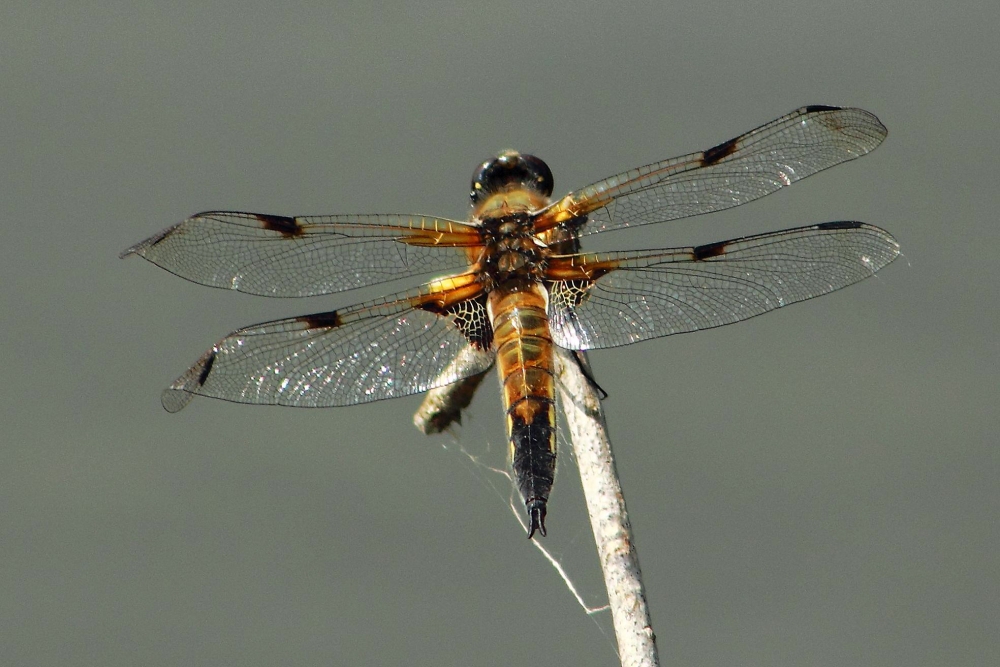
[526,500,547,539]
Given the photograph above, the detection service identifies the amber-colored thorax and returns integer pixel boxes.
[471,188,550,222]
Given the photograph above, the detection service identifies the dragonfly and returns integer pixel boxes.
[122,105,899,538]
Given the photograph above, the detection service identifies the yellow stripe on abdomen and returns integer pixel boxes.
[488,283,556,538]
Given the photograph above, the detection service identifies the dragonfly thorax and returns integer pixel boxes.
[477,212,548,290]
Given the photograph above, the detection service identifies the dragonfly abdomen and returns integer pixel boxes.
[488,284,557,538]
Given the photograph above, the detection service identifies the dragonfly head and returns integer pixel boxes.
[470,151,554,218]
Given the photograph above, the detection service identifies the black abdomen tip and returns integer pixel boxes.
[526,499,547,539]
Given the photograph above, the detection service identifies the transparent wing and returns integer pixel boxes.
[121,211,483,297]
[161,275,494,412]
[537,106,886,236]
[546,222,899,350]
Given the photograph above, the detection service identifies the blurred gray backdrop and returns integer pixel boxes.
[3,0,997,665]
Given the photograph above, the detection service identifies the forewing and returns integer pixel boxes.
[122,211,483,297]
[161,275,494,412]
[536,106,886,235]
[546,222,899,350]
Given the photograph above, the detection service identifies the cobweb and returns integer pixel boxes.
[422,382,616,640]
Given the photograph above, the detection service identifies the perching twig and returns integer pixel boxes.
[414,347,659,666]
[554,348,659,667]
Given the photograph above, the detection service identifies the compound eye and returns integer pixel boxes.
[470,159,494,203]
[519,154,554,198]
[469,152,554,204]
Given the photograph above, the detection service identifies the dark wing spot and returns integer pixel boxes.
[196,350,216,387]
[816,221,863,230]
[804,104,841,113]
[256,213,302,238]
[588,266,614,282]
[413,298,448,315]
[692,240,727,260]
[701,137,739,166]
[415,300,447,316]
[300,310,340,329]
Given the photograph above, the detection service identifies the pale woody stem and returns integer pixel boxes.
[413,348,660,666]
[554,348,659,667]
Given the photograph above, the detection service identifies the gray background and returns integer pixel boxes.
[3,0,997,665]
